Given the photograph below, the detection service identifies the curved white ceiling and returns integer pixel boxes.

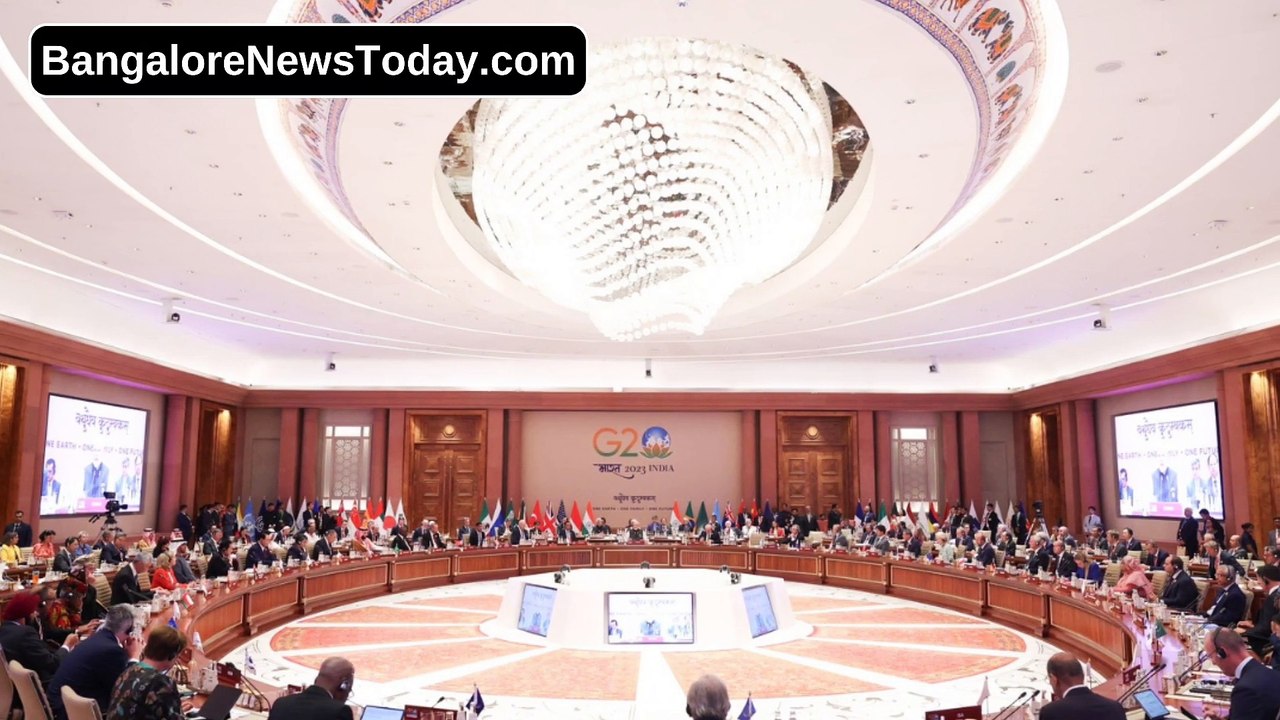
[0,0,1278,393]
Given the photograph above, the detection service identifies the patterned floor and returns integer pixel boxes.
[228,580,1078,719]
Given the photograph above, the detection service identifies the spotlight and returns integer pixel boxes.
[560,564,572,574]
[554,572,565,584]
[719,564,730,574]
[643,576,655,589]
[639,561,650,569]
[162,299,181,324]
[927,358,939,374]
[730,572,741,585]
[324,352,337,372]
[644,358,653,379]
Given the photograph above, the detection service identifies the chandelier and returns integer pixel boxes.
[471,38,834,341]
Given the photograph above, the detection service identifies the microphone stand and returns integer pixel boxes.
[1177,652,1210,686]
[989,690,1029,720]
[1116,663,1166,705]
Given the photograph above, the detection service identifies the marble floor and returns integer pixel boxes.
[226,579,1086,719]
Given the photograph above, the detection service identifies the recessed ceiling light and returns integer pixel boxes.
[1053,197,1063,202]
[383,160,394,166]
[232,191,243,197]
[1095,61,1124,73]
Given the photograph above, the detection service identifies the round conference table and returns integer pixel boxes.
[3,543,1215,713]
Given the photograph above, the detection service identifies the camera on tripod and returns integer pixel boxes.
[89,491,128,526]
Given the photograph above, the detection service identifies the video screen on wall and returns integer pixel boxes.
[41,395,147,517]
[742,586,778,638]
[606,592,694,644]
[1114,400,1223,519]
[517,585,556,637]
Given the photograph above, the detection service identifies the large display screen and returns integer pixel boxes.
[41,395,148,517]
[517,584,556,637]
[1114,400,1222,519]
[606,592,694,644]
[742,586,778,638]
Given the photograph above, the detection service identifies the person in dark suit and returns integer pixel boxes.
[53,536,77,573]
[3,510,32,547]
[48,604,142,720]
[1203,540,1245,579]
[974,532,996,567]
[1204,566,1247,627]
[176,504,194,544]
[1200,509,1225,546]
[311,530,337,562]
[267,656,355,720]
[1239,564,1280,654]
[1177,506,1201,557]
[797,507,818,536]
[699,523,723,545]
[1053,540,1077,579]
[95,530,123,565]
[826,504,842,532]
[1140,541,1169,570]
[245,535,276,569]
[201,527,223,557]
[1027,535,1053,575]
[983,503,1001,539]
[510,520,535,545]
[110,554,155,604]
[1160,556,1200,612]
[1009,505,1028,545]
[286,538,309,564]
[0,592,75,686]
[206,540,236,579]
[1204,627,1280,720]
[1039,652,1125,720]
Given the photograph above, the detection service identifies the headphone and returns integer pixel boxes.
[338,678,353,692]
[1212,627,1229,660]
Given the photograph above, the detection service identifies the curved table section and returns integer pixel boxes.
[172,547,1141,677]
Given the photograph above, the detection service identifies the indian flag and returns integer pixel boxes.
[583,502,596,533]
[670,501,682,528]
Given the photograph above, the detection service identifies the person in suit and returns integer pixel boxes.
[1203,540,1245,579]
[245,534,276,569]
[267,656,355,720]
[1177,506,1201,557]
[1204,566,1247,627]
[4,509,32,547]
[826,504,842,532]
[200,527,223,557]
[53,535,77,573]
[96,530,124,565]
[871,526,891,554]
[1268,516,1280,550]
[1074,550,1104,585]
[1119,527,1142,554]
[700,523,723,546]
[112,553,155,604]
[1200,509,1225,546]
[82,458,109,499]
[797,507,818,536]
[1151,461,1177,503]
[1053,540,1077,579]
[955,526,975,552]
[1238,564,1280,654]
[510,520,535,545]
[974,531,996,567]
[997,530,1017,558]
[0,592,76,686]
[311,529,337,562]
[1039,652,1125,720]
[1140,541,1169,570]
[175,504,194,544]
[47,605,142,720]
[1082,506,1102,536]
[1203,627,1280,720]
[1008,504,1028,545]
[1027,534,1053,575]
[206,540,234,579]
[983,503,1001,538]
[1161,556,1200,612]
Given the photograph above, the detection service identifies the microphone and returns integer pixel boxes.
[1116,663,1166,704]
[1178,652,1210,686]
[426,696,448,708]
[989,690,1028,720]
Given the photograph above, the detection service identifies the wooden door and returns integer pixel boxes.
[404,410,487,534]
[780,448,847,519]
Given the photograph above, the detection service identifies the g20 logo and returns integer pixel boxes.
[593,426,673,459]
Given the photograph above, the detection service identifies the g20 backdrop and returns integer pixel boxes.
[521,412,742,522]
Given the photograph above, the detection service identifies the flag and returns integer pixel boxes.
[713,500,721,524]
[243,500,256,538]
[479,498,492,528]
[738,499,747,523]
[542,501,556,533]
[491,501,506,534]
[285,497,294,521]
[294,497,307,532]
[466,686,485,716]
[519,499,526,524]
[977,676,990,707]
[877,500,887,521]
[696,501,709,528]
[1153,618,1167,639]
[312,498,322,517]
[917,505,933,536]
[762,501,773,529]
[1005,499,1016,529]
[685,501,695,524]
[167,616,178,629]
[350,504,364,530]
[244,649,257,675]
[529,499,542,528]
[505,501,516,527]
[571,501,585,534]
[395,499,405,524]
[929,502,940,526]
[669,501,682,528]
[854,501,865,522]
[750,499,759,520]
[583,502,596,533]
[193,631,204,652]
[384,501,397,528]
[1019,501,1031,532]
[968,499,978,521]
[557,500,568,525]
[738,696,756,719]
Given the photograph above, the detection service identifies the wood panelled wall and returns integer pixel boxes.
[776,414,854,516]
[1241,369,1280,536]
[404,411,487,533]
[0,362,25,524]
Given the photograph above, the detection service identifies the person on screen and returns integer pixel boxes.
[1117,468,1134,506]
[267,656,356,720]
[118,456,140,502]
[684,674,731,720]
[1204,453,1222,510]
[83,457,109,499]
[608,619,622,639]
[42,458,61,502]
[1151,461,1177,503]
[1039,652,1125,720]
[1186,458,1205,511]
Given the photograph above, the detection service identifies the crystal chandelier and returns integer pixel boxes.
[471,38,834,341]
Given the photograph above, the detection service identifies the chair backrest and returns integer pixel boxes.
[1193,579,1209,612]
[20,547,34,564]
[995,550,1006,566]
[136,569,151,592]
[0,646,13,720]
[93,571,113,606]
[62,685,105,720]
[8,659,53,720]
[1151,570,1169,598]
[1104,562,1123,587]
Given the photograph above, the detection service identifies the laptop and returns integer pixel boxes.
[1133,689,1170,720]
[189,684,242,720]
[361,707,406,720]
